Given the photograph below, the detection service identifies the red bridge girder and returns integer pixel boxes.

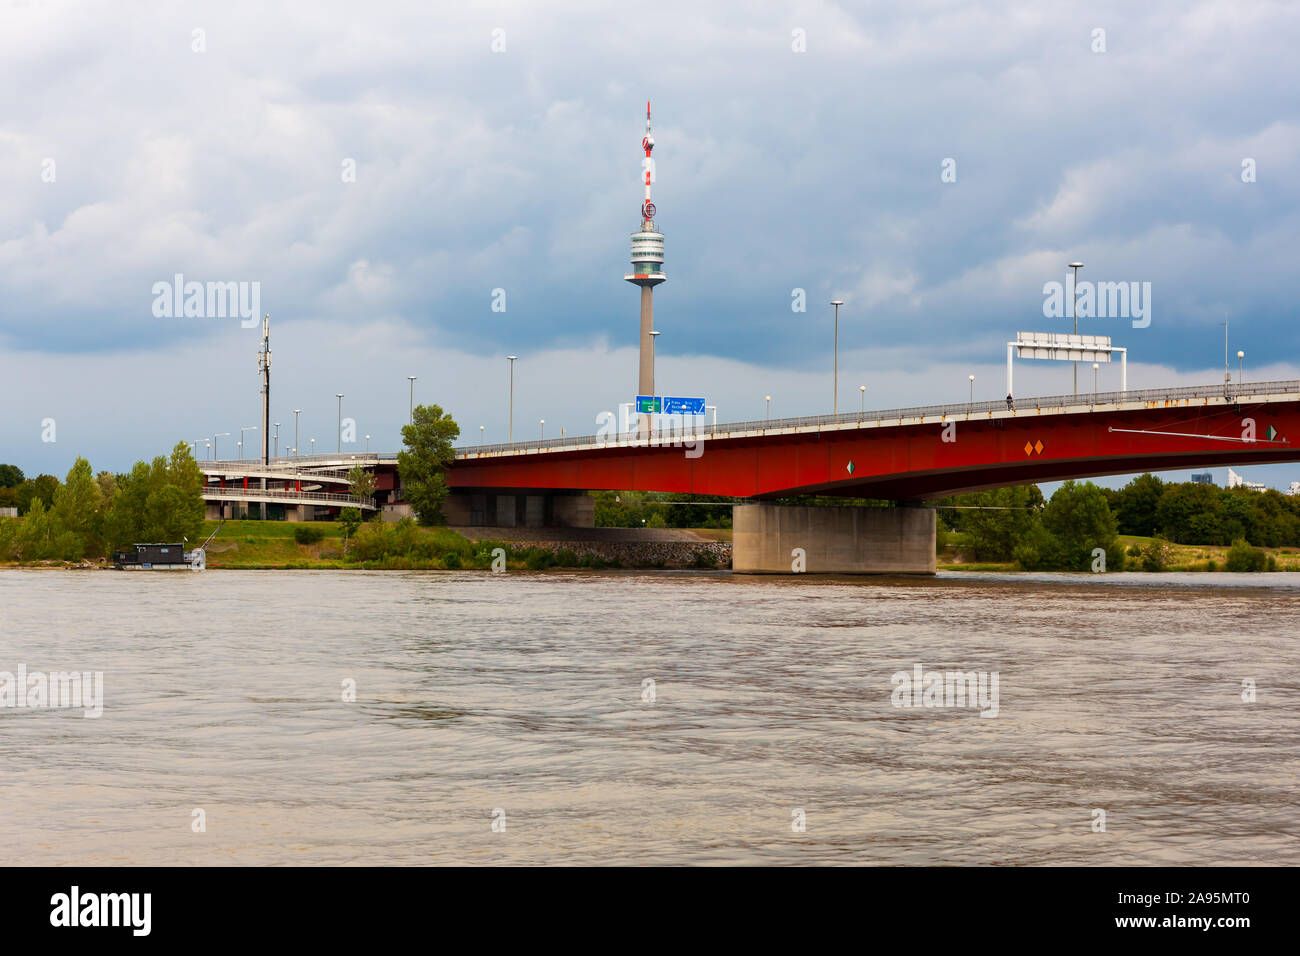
[447,400,1300,500]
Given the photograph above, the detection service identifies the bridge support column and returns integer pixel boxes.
[732,503,936,575]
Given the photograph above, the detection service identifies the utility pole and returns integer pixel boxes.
[258,314,271,519]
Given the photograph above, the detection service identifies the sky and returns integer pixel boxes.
[2,0,1299,490]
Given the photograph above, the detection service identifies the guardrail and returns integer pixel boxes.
[454,379,1300,457]
[202,486,377,509]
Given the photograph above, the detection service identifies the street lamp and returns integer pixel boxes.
[273,422,280,458]
[310,437,316,455]
[1092,362,1099,402]
[765,395,771,425]
[293,410,301,458]
[336,393,344,453]
[1068,261,1084,394]
[408,375,417,425]
[507,356,518,443]
[830,300,843,415]
[205,441,211,460]
[237,440,243,458]
[479,425,485,445]
[240,425,258,459]
[968,374,975,412]
[859,384,866,419]
[1238,350,1245,384]
[539,419,545,441]
[365,434,371,453]
[212,432,230,460]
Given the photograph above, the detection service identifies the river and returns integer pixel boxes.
[1,569,1296,865]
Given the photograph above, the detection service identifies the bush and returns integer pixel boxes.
[1206,559,1218,571]
[1138,539,1172,572]
[443,551,462,569]
[293,525,326,545]
[1225,538,1267,572]
[523,548,557,570]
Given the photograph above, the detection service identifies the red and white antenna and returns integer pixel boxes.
[641,101,656,223]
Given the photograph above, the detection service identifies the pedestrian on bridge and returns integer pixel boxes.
[1006,393,1014,411]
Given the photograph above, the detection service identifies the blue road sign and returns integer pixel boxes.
[663,396,706,415]
[635,395,661,414]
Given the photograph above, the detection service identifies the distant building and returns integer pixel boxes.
[1227,468,1268,492]
[0,507,16,518]
[1287,481,1300,496]
[1191,472,1214,485]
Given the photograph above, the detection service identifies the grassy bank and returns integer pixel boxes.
[938,531,1300,572]
[201,519,623,571]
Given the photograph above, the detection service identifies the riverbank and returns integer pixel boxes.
[7,522,1300,572]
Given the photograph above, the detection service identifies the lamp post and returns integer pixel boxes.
[1092,362,1099,403]
[293,410,301,457]
[859,384,866,419]
[240,425,258,459]
[273,422,280,458]
[365,434,371,453]
[205,441,211,460]
[1068,261,1083,394]
[539,419,545,441]
[1238,350,1245,385]
[968,374,975,416]
[212,432,230,460]
[336,393,344,453]
[408,375,417,425]
[765,395,771,425]
[480,425,485,445]
[310,437,316,455]
[237,440,242,458]
[507,356,517,443]
[830,300,843,415]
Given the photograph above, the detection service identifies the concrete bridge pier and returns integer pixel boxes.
[732,502,936,575]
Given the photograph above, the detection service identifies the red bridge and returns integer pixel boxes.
[451,380,1300,500]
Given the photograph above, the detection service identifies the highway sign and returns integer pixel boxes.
[635,395,661,414]
[663,396,706,415]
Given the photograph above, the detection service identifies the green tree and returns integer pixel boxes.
[16,474,60,516]
[952,485,1044,561]
[0,464,24,488]
[1155,481,1223,544]
[1042,480,1121,570]
[347,464,376,501]
[339,507,364,538]
[1115,473,1163,536]
[397,404,460,525]
[102,444,205,548]
[52,457,106,556]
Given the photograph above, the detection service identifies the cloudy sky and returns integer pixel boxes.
[3,0,1298,489]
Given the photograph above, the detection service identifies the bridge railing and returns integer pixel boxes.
[202,486,377,509]
[456,378,1300,457]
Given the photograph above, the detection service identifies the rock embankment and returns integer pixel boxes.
[450,526,732,569]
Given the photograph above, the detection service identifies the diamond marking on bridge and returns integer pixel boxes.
[1023,441,1033,456]
[1035,439,1044,455]
[846,460,856,474]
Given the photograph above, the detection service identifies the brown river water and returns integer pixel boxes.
[1,569,1296,865]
